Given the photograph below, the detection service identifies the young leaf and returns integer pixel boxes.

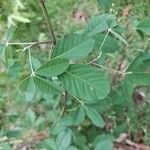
[97,0,112,10]
[59,64,110,102]
[85,106,105,128]
[110,30,128,45]
[94,134,114,145]
[19,75,63,96]
[19,76,34,92]
[35,58,70,77]
[95,140,113,150]
[34,76,63,94]
[83,14,117,37]
[136,20,150,34]
[19,76,36,101]
[94,34,119,53]
[51,34,95,60]
[72,106,85,125]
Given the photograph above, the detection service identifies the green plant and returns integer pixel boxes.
[0,0,150,149]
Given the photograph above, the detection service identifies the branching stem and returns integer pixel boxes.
[1,40,54,51]
[87,29,110,64]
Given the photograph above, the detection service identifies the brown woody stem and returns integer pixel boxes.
[37,0,56,44]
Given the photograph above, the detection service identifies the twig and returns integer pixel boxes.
[37,0,56,44]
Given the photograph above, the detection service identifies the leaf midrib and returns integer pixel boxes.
[54,38,93,59]
[65,70,105,92]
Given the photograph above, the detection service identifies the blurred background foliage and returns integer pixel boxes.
[0,0,150,149]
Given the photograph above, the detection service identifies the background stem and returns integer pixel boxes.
[37,0,56,44]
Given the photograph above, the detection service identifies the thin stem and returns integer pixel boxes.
[37,0,56,44]
[28,48,34,74]
[0,40,54,52]
[22,40,53,51]
[87,29,110,64]
[98,29,110,53]
[1,40,54,46]
[92,63,124,75]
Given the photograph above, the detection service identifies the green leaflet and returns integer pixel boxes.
[83,14,117,37]
[136,20,150,34]
[51,34,95,60]
[110,30,128,45]
[59,64,110,102]
[72,106,85,125]
[126,51,150,73]
[85,106,105,128]
[97,0,112,10]
[36,138,57,150]
[95,140,113,150]
[56,129,72,150]
[94,34,119,53]
[34,76,63,94]
[19,75,63,96]
[19,76,35,92]
[19,76,36,101]
[35,58,70,77]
